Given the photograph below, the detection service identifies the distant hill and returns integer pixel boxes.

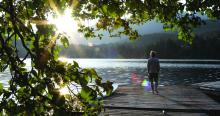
[194,20,220,33]
[110,19,220,46]
[17,20,220,58]
[59,20,220,58]
[73,20,164,45]
[77,20,220,45]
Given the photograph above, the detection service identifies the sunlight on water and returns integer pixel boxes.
[1,58,220,88]
[73,59,220,69]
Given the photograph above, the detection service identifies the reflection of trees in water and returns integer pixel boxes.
[159,68,220,85]
[95,67,220,86]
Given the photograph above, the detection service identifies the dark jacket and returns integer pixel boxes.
[147,57,160,73]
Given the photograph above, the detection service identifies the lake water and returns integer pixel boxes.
[1,59,220,87]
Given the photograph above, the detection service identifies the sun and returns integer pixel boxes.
[48,8,78,37]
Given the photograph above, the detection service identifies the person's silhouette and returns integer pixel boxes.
[147,50,160,94]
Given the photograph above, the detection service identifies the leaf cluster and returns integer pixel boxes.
[0,0,113,115]
[73,0,220,43]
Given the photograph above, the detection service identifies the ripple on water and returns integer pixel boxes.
[1,59,220,87]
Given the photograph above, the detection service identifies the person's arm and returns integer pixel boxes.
[147,59,150,73]
[157,59,160,72]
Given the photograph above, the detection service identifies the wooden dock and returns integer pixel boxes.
[102,85,220,116]
[192,81,220,96]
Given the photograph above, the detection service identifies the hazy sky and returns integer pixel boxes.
[68,20,164,45]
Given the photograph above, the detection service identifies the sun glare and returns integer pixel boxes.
[58,57,69,63]
[59,87,69,95]
[48,8,78,37]
[88,42,94,47]
[178,0,186,4]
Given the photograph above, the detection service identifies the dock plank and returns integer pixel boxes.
[102,85,220,115]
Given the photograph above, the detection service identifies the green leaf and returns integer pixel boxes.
[101,4,108,14]
[2,65,8,72]
[102,81,113,96]
[31,69,38,77]
[73,61,79,67]
[80,86,96,102]
[90,68,97,76]
[3,90,11,99]
[108,5,117,17]
[89,0,98,4]
[163,25,171,31]
[0,83,3,94]
[60,37,69,48]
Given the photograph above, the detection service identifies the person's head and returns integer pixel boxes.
[150,50,156,57]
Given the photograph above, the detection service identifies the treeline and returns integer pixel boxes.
[59,20,220,59]
[59,33,177,58]
[17,20,220,59]
[146,36,220,59]
[17,31,220,59]
[59,30,220,59]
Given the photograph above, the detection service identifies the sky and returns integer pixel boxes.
[67,20,164,45]
[47,7,165,45]
[47,0,209,46]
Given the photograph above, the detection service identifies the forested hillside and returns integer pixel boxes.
[18,20,220,59]
[59,33,220,59]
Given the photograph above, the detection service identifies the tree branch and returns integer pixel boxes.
[8,0,34,57]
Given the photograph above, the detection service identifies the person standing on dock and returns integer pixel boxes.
[147,50,160,94]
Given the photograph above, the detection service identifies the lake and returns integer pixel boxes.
[1,59,220,88]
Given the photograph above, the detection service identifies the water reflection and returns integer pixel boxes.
[94,66,220,86]
[1,59,220,87]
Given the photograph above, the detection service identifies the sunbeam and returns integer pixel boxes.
[48,8,78,38]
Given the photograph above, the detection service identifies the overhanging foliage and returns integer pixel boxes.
[0,0,219,115]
